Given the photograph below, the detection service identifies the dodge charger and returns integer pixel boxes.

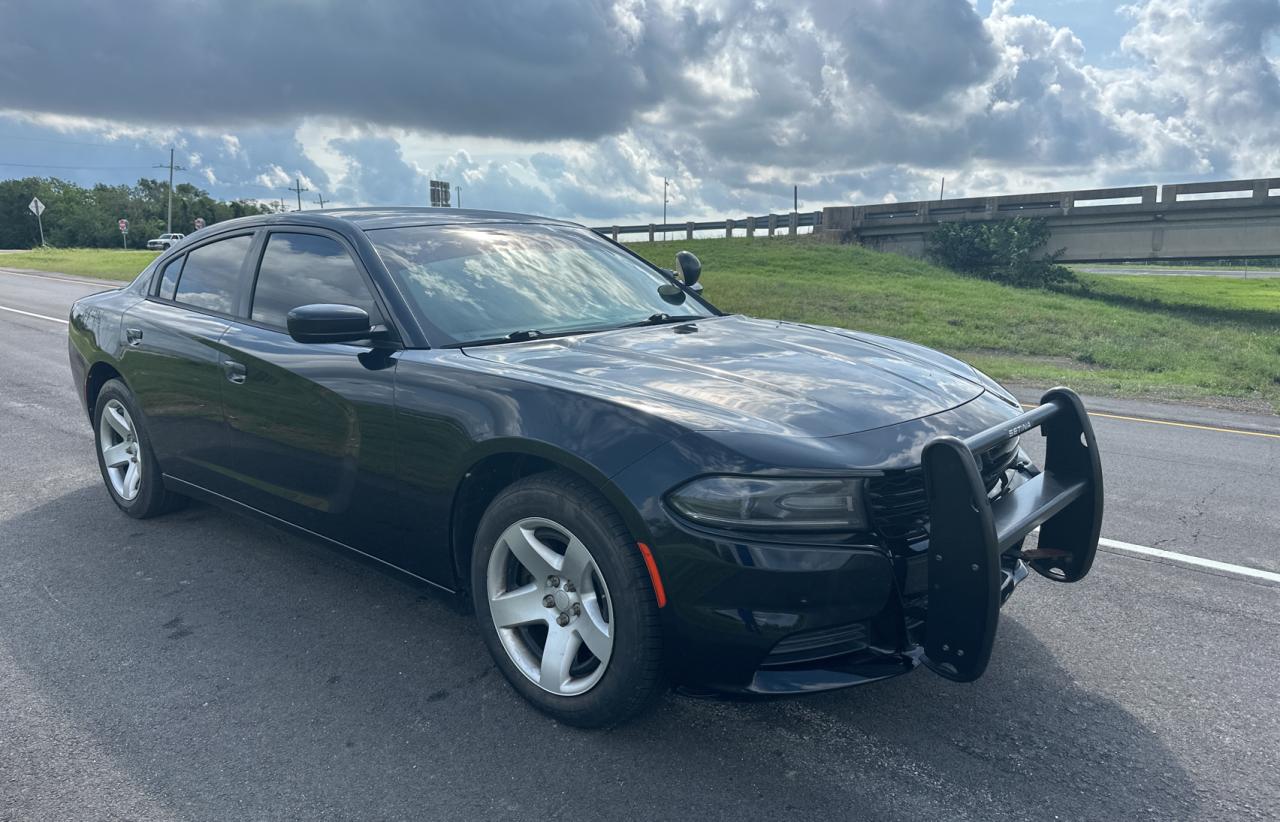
[68,208,1103,726]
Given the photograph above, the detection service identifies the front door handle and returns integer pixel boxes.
[221,359,247,384]
[125,327,143,346]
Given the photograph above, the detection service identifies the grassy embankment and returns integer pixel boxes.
[0,248,159,279]
[4,241,1276,411]
[632,238,1280,413]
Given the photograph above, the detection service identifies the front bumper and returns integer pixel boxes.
[634,388,1103,695]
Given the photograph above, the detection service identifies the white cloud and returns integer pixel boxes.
[2,0,1276,221]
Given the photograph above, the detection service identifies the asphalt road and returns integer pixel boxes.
[1074,265,1280,278]
[2,267,1277,821]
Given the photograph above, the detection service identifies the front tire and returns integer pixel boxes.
[93,379,184,518]
[471,471,665,727]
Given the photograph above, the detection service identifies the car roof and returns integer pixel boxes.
[199,207,584,235]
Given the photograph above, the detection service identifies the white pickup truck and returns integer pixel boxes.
[146,232,185,251]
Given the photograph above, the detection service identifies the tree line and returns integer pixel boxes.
[0,176,274,249]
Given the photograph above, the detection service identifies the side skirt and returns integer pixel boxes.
[162,474,462,602]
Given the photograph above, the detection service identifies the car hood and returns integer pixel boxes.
[461,315,995,438]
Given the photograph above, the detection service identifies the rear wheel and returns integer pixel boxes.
[471,471,664,727]
[93,379,184,518]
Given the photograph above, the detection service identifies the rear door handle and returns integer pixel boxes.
[125,327,143,346]
[221,359,247,384]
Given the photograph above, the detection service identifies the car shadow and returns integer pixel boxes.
[1,485,1197,821]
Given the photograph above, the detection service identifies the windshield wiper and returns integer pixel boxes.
[451,329,544,347]
[618,312,707,329]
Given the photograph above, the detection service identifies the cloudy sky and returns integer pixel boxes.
[1,0,1277,225]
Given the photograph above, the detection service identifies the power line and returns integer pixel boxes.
[0,161,159,170]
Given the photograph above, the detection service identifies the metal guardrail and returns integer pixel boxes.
[591,211,823,241]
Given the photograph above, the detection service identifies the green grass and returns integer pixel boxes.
[632,238,1280,412]
[1,247,158,280]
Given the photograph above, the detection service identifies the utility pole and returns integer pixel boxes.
[153,147,186,235]
[457,187,462,208]
[286,177,309,211]
[939,177,946,200]
[662,178,669,241]
[793,185,798,213]
[315,193,327,208]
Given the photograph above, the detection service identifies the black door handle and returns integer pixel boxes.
[221,359,247,384]
[125,327,143,346]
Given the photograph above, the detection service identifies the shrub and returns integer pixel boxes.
[926,217,1076,288]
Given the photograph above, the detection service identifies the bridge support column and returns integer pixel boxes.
[768,214,777,236]
[686,221,694,240]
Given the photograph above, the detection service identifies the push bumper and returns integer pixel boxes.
[920,387,1104,682]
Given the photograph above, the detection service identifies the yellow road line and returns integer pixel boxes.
[1020,404,1280,440]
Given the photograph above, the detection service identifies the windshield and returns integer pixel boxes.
[366,223,714,346]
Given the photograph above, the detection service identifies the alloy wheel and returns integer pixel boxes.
[486,517,614,696]
[98,398,142,501]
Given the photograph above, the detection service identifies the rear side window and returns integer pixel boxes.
[173,234,252,314]
[157,255,184,300]
[250,232,381,329]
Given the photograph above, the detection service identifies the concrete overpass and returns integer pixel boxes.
[818,177,1280,262]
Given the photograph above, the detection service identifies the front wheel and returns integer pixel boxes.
[471,471,665,727]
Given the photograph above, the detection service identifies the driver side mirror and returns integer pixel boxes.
[676,251,702,290]
[287,304,373,344]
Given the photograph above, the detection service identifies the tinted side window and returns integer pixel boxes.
[173,234,252,314]
[251,232,381,329]
[157,255,184,300]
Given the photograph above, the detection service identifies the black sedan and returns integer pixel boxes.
[68,208,1103,727]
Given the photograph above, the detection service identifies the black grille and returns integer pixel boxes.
[868,438,1020,545]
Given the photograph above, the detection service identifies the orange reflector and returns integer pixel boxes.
[636,542,667,608]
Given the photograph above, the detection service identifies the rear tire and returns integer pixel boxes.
[471,470,665,727]
[93,379,185,519]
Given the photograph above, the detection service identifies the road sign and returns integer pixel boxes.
[29,197,46,246]
[194,217,206,230]
[430,179,451,208]
[118,219,129,232]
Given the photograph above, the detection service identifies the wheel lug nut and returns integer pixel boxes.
[547,576,560,588]
[542,595,555,608]
[571,603,581,616]
[556,612,570,627]
[562,581,575,593]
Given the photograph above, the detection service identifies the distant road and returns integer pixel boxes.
[1076,264,1280,278]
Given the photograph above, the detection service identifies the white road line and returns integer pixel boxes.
[0,304,68,324]
[1097,536,1280,583]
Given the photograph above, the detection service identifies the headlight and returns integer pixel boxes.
[667,476,869,532]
